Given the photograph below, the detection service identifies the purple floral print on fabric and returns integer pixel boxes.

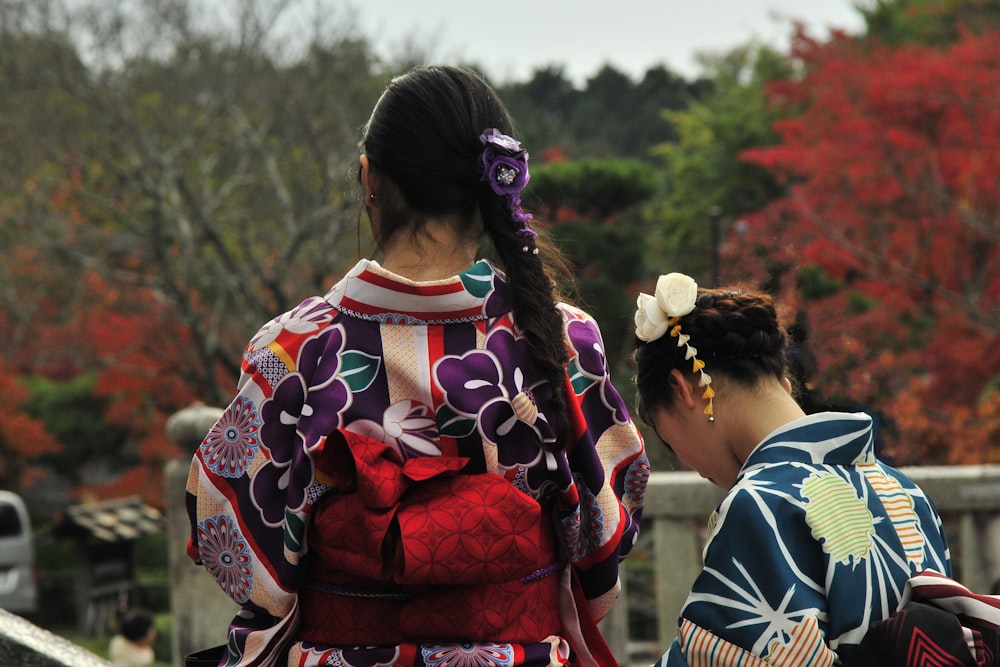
[435,327,556,463]
[252,328,351,525]
[566,318,628,423]
[295,328,352,448]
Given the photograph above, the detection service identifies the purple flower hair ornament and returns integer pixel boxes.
[479,128,538,253]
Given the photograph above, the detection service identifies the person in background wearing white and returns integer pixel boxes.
[109,609,155,667]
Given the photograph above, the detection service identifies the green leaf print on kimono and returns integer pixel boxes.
[284,509,306,554]
[458,261,496,298]
[566,358,595,396]
[435,403,478,439]
[340,350,381,393]
[802,472,875,566]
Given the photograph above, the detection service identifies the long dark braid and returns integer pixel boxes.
[478,185,572,450]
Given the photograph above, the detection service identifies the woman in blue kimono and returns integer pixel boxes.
[632,273,951,666]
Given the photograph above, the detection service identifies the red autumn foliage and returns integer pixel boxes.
[68,275,194,503]
[736,27,1000,464]
[0,358,63,488]
[2,150,216,507]
[4,262,196,505]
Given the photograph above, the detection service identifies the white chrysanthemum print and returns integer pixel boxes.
[248,297,332,352]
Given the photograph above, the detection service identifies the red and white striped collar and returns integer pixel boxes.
[323,259,510,325]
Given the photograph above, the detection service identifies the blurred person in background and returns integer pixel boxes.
[109,609,155,667]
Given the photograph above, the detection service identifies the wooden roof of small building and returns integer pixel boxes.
[56,496,163,542]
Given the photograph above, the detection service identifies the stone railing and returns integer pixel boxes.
[603,465,1000,663]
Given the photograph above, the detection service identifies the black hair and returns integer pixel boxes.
[361,65,572,449]
[119,609,154,642]
[633,288,790,425]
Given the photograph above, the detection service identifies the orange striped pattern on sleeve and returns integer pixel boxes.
[678,616,838,667]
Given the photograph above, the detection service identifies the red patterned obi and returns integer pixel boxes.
[298,435,563,646]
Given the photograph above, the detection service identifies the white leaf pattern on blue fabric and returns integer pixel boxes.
[669,412,952,664]
[690,559,819,657]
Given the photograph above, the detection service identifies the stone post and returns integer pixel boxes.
[165,405,237,667]
[646,472,726,652]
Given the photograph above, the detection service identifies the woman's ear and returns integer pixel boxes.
[667,369,697,410]
[360,155,376,204]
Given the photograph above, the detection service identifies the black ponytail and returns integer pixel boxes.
[362,65,575,449]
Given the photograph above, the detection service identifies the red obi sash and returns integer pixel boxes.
[297,435,562,646]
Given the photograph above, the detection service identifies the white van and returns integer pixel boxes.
[0,490,38,615]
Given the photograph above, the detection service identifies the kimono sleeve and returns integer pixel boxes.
[559,305,649,621]
[664,482,838,666]
[185,297,342,666]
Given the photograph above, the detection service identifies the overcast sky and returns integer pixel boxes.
[350,0,868,83]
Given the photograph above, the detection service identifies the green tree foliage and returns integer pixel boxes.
[21,374,131,484]
[860,0,1000,46]
[496,66,577,156]
[499,64,710,160]
[528,159,659,219]
[528,159,656,383]
[647,44,792,283]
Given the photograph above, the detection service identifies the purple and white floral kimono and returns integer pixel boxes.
[186,259,649,666]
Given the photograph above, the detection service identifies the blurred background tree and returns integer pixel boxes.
[0,0,997,512]
[738,23,1000,464]
[860,0,1000,45]
[528,159,658,373]
[646,44,793,282]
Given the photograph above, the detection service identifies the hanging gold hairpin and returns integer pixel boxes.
[635,273,715,422]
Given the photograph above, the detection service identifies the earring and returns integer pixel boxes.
[369,193,377,201]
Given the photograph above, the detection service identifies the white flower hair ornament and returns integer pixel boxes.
[635,272,715,422]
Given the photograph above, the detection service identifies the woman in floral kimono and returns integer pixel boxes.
[632,273,951,667]
[185,65,649,667]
